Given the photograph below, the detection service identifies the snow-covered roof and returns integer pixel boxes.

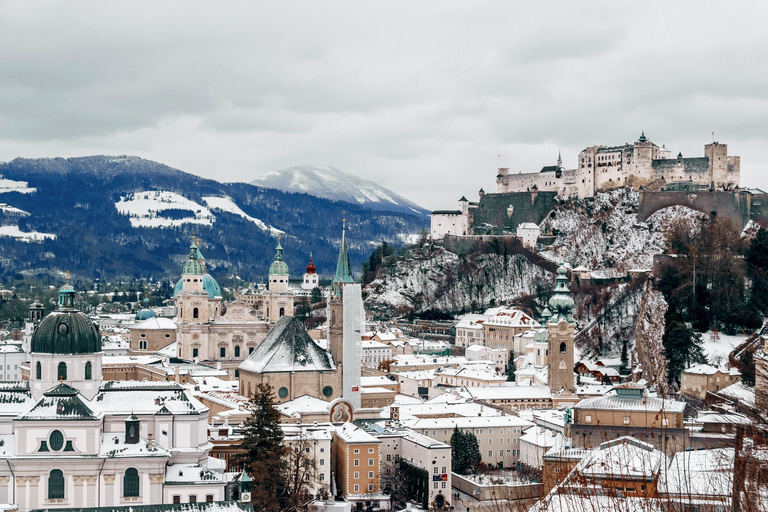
[360,376,398,388]
[402,415,534,430]
[574,392,686,413]
[517,222,540,230]
[238,315,335,374]
[660,447,734,498]
[576,436,666,481]
[682,363,729,375]
[455,314,487,329]
[520,427,566,450]
[164,463,225,485]
[100,433,170,458]
[335,422,380,444]
[716,381,755,408]
[129,316,177,330]
[463,385,552,401]
[95,383,208,415]
[277,395,331,417]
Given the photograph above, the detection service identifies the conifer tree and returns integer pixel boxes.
[238,384,289,512]
[507,356,517,382]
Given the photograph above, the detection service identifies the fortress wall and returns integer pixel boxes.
[471,191,557,233]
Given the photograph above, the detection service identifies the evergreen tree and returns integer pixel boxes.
[450,428,467,474]
[464,431,482,474]
[507,356,516,382]
[238,384,289,512]
[662,305,706,384]
[620,339,630,375]
[310,286,323,304]
[602,373,613,386]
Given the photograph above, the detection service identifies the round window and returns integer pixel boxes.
[50,430,64,451]
[278,387,289,398]
[57,323,68,335]
[323,386,333,397]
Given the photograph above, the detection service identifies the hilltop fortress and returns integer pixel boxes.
[497,132,739,199]
[431,133,758,239]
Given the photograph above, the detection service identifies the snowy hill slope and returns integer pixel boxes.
[252,164,429,217]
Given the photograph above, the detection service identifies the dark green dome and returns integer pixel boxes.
[268,239,289,276]
[31,286,101,355]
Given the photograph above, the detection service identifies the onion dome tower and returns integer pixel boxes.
[268,236,290,292]
[302,253,319,290]
[30,279,103,400]
[547,263,575,392]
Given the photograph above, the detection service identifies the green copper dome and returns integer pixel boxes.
[173,240,222,299]
[268,238,290,276]
[31,286,101,355]
[548,263,574,324]
[173,273,222,299]
[134,308,157,321]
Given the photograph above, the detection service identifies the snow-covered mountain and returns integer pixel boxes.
[251,164,430,217]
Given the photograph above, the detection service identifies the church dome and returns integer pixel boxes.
[31,285,101,355]
[269,238,290,276]
[134,308,157,321]
[173,274,222,299]
[305,255,316,275]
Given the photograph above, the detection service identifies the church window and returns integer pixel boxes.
[85,362,92,380]
[193,348,199,358]
[249,347,254,354]
[279,307,285,317]
[36,361,41,379]
[48,469,65,500]
[57,362,67,381]
[235,369,239,377]
[278,387,289,398]
[50,430,64,451]
[234,346,240,357]
[560,342,567,353]
[323,386,333,397]
[193,307,199,319]
[220,347,226,358]
[124,468,140,497]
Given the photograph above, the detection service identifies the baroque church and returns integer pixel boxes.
[5,284,221,512]
[238,222,363,406]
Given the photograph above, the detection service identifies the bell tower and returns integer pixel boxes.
[547,263,575,392]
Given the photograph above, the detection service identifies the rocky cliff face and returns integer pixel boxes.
[363,242,550,319]
[634,280,670,393]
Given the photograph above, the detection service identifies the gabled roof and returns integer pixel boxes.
[238,315,336,374]
[18,385,97,421]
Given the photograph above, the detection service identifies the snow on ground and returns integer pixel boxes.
[0,178,35,194]
[0,225,55,242]
[700,330,748,365]
[202,196,282,235]
[115,191,214,228]
[0,204,29,216]
[540,188,705,276]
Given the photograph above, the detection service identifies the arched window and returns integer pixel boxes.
[36,361,41,380]
[49,469,65,499]
[85,362,92,380]
[124,468,140,497]
[279,307,285,317]
[57,362,67,381]
[560,342,567,353]
[234,346,240,357]
[193,307,199,319]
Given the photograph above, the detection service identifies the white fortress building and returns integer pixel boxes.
[496,132,740,199]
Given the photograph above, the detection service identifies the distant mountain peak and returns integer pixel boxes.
[251,164,429,217]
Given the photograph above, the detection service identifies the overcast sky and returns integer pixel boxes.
[1,1,767,210]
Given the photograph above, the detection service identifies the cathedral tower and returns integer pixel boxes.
[547,263,575,392]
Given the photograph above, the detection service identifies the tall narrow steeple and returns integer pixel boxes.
[332,220,354,296]
[557,150,562,168]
